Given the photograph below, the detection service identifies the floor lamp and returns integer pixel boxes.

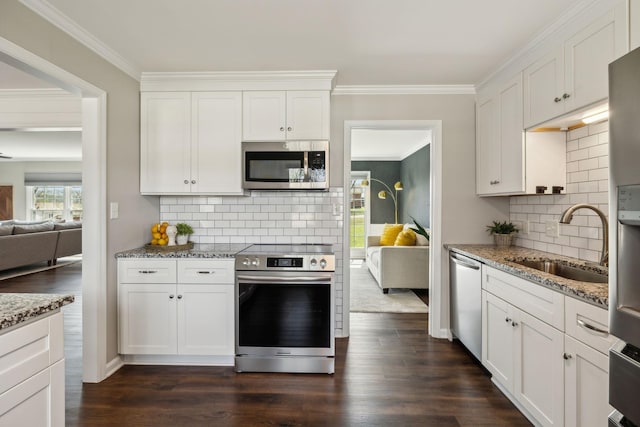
[361,178,404,224]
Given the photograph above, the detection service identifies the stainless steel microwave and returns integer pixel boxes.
[242,141,329,190]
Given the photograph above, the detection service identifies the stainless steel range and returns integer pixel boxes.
[234,244,335,374]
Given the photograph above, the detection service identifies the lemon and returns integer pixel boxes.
[151,224,159,233]
[157,238,167,246]
[153,232,161,240]
[151,239,158,245]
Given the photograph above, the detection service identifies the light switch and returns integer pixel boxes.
[110,202,119,219]
[545,221,559,238]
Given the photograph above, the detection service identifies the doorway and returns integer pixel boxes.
[0,186,12,220]
[0,37,108,382]
[349,171,369,260]
[342,120,443,336]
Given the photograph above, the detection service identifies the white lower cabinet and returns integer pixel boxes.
[118,258,234,362]
[482,289,564,427]
[0,312,65,427]
[481,264,614,427]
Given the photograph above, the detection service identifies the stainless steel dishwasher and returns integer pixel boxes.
[449,251,482,360]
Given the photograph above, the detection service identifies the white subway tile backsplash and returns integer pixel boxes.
[511,122,608,263]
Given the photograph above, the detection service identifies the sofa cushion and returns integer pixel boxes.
[394,228,417,246]
[416,234,429,246]
[0,220,14,226]
[54,221,82,230]
[12,219,50,225]
[0,225,13,236]
[379,224,403,246]
[12,222,55,234]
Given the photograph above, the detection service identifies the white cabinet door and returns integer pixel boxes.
[140,92,192,194]
[482,291,514,390]
[523,49,565,128]
[242,91,286,141]
[119,283,177,355]
[476,95,499,195]
[177,284,234,356]
[286,91,330,140]
[564,335,611,427]
[496,74,524,194]
[0,359,64,427]
[564,4,628,113]
[191,92,243,194]
[513,308,564,427]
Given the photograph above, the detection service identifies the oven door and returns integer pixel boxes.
[235,271,334,357]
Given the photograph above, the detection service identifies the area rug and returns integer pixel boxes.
[350,261,429,313]
[0,255,82,281]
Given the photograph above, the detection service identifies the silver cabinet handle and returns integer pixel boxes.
[577,319,609,337]
[191,180,196,184]
[169,294,175,299]
[450,253,480,270]
[563,93,571,99]
[511,321,518,327]
[554,97,562,103]
[197,271,214,275]
[138,270,157,274]
[563,353,572,360]
[177,295,183,299]
[280,127,285,131]
[184,179,189,184]
[489,180,501,185]
[287,126,292,131]
[505,317,512,323]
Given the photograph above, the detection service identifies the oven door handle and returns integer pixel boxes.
[237,274,332,283]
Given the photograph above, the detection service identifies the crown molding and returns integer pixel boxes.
[476,0,623,89]
[140,70,337,91]
[0,88,75,98]
[332,85,476,95]
[19,0,141,81]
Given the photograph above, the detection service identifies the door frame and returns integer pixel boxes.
[0,37,108,382]
[342,120,443,338]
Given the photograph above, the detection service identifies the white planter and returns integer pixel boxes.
[176,234,189,245]
[493,233,513,247]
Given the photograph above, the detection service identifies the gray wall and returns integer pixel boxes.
[0,0,160,363]
[331,94,510,330]
[351,160,401,223]
[400,145,430,227]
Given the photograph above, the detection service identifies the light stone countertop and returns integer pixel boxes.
[445,244,608,308]
[0,293,75,332]
[115,243,251,259]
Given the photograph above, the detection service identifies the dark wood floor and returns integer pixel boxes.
[0,262,531,426]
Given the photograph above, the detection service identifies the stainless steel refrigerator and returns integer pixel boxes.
[608,45,640,427]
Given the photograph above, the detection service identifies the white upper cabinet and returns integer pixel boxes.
[140,91,243,195]
[524,3,627,128]
[243,90,329,141]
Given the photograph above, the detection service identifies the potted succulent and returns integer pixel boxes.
[175,223,194,245]
[410,216,430,243]
[486,220,519,247]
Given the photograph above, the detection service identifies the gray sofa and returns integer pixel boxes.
[0,220,82,271]
[366,233,429,293]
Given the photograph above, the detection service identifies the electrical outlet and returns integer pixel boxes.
[545,221,559,238]
[110,202,119,219]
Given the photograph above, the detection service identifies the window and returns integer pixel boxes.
[26,185,83,222]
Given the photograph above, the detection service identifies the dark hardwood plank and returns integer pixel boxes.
[0,264,531,426]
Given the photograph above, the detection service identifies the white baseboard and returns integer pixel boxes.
[104,355,124,380]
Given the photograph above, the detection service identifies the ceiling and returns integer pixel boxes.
[0,131,81,161]
[351,129,430,161]
[38,0,579,86]
[0,0,585,160]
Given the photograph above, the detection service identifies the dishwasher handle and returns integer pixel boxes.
[450,253,480,270]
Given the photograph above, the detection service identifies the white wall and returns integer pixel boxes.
[0,0,159,364]
[330,94,510,333]
[0,161,81,219]
[511,121,609,263]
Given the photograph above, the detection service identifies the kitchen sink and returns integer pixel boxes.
[509,259,608,284]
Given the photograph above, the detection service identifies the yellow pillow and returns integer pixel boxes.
[379,224,404,246]
[394,228,417,246]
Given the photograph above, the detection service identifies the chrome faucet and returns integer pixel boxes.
[559,203,609,267]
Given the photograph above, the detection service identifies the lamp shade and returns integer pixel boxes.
[377,190,387,199]
[360,179,369,186]
[394,181,404,191]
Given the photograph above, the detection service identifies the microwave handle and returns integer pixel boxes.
[303,151,309,181]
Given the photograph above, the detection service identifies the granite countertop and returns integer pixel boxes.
[0,293,75,332]
[115,243,251,259]
[445,244,608,308]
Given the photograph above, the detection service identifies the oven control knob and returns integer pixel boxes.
[319,259,327,269]
[242,258,250,266]
[251,258,259,267]
[310,258,318,267]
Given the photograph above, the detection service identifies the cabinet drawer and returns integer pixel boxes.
[482,265,564,330]
[118,259,177,283]
[177,259,234,284]
[565,296,617,355]
[0,312,62,395]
